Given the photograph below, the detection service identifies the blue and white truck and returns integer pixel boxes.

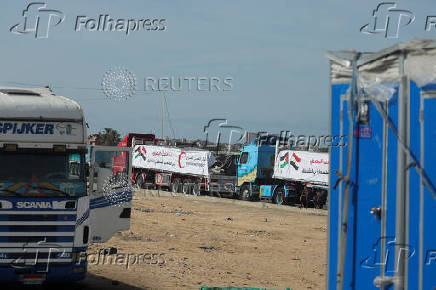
[236,139,329,207]
[0,87,132,285]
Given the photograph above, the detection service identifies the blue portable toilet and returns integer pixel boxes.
[326,39,436,290]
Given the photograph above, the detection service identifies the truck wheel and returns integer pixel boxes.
[136,174,146,189]
[171,179,181,193]
[182,180,192,195]
[273,187,285,205]
[240,185,250,201]
[192,183,201,196]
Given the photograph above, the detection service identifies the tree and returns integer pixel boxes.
[94,128,121,146]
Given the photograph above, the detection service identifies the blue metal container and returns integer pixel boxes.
[326,40,436,290]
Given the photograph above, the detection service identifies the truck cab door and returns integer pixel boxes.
[237,147,258,186]
[88,146,132,243]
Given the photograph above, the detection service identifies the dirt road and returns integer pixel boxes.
[86,192,328,290]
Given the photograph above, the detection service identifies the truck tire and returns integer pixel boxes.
[273,187,285,205]
[192,183,201,196]
[240,184,250,201]
[171,179,181,193]
[182,180,192,195]
[136,174,146,189]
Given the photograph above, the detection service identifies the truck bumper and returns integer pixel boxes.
[0,262,87,284]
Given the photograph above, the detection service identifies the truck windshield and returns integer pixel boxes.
[0,150,87,198]
[239,152,249,164]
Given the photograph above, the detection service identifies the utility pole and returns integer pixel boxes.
[160,94,164,139]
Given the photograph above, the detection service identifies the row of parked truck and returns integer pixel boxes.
[115,132,329,208]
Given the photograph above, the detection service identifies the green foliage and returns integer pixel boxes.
[94,128,121,146]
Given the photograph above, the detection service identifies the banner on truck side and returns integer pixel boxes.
[132,145,216,177]
[273,150,329,185]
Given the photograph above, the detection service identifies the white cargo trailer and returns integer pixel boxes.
[132,144,237,196]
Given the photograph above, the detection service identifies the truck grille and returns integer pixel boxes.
[0,211,77,264]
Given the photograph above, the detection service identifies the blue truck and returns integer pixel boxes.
[236,139,329,207]
[326,39,436,289]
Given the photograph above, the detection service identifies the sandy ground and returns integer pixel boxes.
[85,191,328,290]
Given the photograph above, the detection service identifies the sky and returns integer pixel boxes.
[0,0,434,141]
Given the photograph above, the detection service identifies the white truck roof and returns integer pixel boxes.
[0,87,83,121]
[0,87,86,146]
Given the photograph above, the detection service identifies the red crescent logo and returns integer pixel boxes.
[178,151,186,168]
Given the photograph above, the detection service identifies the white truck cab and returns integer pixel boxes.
[0,87,132,284]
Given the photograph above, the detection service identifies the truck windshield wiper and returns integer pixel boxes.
[30,186,71,197]
[0,189,22,197]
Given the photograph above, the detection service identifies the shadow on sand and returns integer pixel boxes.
[2,273,147,290]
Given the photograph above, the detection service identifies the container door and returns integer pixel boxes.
[420,92,436,289]
[88,146,132,243]
[372,98,397,290]
[353,96,387,289]
[335,90,399,289]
